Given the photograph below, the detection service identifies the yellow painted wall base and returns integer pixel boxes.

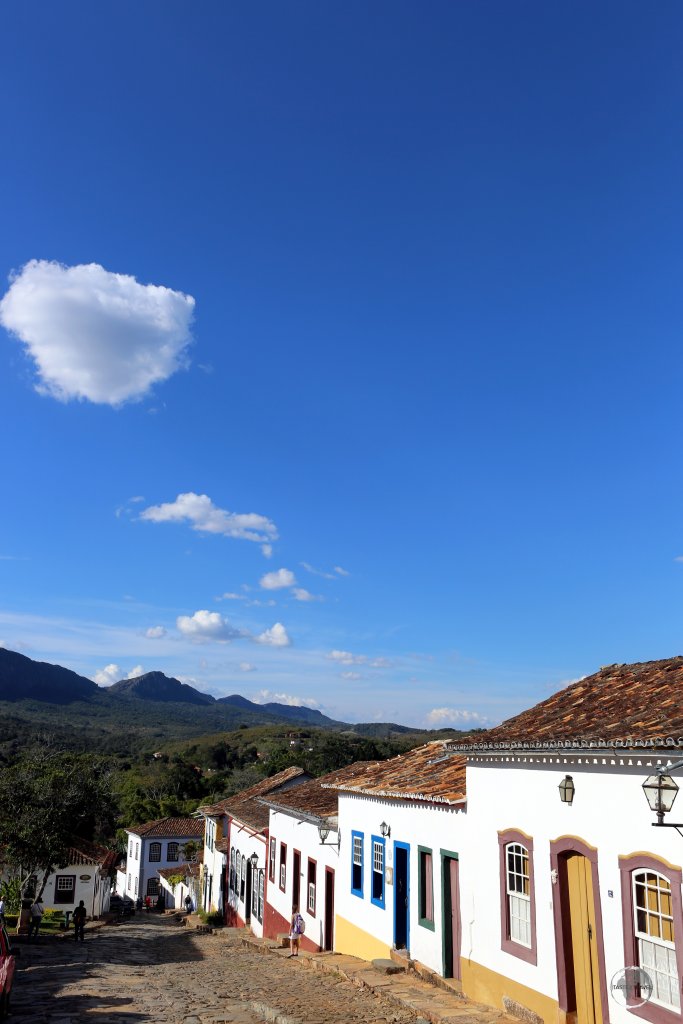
[461,958,561,1024]
[335,914,392,962]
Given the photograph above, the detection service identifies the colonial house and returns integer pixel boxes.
[122,817,204,902]
[259,762,380,952]
[443,658,683,1024]
[37,839,117,919]
[158,860,202,911]
[224,768,311,936]
[324,743,467,978]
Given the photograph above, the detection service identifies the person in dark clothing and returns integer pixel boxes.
[72,900,86,942]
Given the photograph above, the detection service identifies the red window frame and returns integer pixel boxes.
[307,857,317,916]
[279,842,287,892]
[498,828,537,965]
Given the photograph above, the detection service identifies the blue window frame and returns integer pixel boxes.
[351,830,364,897]
[371,835,386,909]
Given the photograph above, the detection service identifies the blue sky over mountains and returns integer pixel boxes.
[1,2,683,727]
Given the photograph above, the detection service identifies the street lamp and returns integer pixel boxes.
[317,821,340,850]
[642,758,683,836]
[249,852,259,870]
[558,775,575,805]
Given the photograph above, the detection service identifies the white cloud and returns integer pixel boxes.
[260,568,296,590]
[334,566,350,576]
[262,544,273,558]
[300,562,335,580]
[255,689,319,709]
[327,649,391,668]
[141,492,277,545]
[255,622,291,647]
[127,665,144,679]
[291,588,321,602]
[218,592,246,601]
[176,610,243,643]
[239,662,256,672]
[425,707,489,727]
[145,626,166,639]
[0,260,195,405]
[93,663,121,686]
[340,671,362,680]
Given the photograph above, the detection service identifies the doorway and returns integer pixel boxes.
[292,850,301,912]
[324,868,335,951]
[394,841,410,951]
[551,839,607,1024]
[245,860,252,922]
[442,853,461,980]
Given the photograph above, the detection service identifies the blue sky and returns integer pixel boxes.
[1,2,682,727]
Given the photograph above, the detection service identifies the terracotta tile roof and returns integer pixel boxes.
[446,658,683,753]
[198,766,307,817]
[215,837,229,854]
[128,817,205,839]
[203,767,310,834]
[259,762,382,822]
[322,743,467,805]
[158,863,201,880]
[65,839,118,873]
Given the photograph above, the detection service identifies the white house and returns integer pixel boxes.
[443,657,683,1024]
[158,860,201,911]
[122,817,204,902]
[38,839,117,919]
[259,763,378,951]
[220,767,310,936]
[324,743,467,978]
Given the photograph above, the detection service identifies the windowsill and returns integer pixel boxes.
[371,896,385,910]
[418,916,435,932]
[351,888,363,899]
[501,936,537,965]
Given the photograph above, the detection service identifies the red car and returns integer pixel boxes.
[0,924,15,1018]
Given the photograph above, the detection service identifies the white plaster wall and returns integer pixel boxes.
[41,865,110,917]
[125,832,201,901]
[227,827,267,937]
[463,755,683,1024]
[336,793,466,974]
[267,810,340,948]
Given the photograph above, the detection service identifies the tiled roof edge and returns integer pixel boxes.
[320,782,465,805]
[257,796,337,828]
[446,735,683,753]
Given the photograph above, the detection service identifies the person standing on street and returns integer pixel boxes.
[28,897,44,940]
[0,895,5,926]
[72,900,86,942]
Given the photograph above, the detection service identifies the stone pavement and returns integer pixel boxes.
[9,914,514,1024]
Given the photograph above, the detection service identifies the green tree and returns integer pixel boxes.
[0,747,116,897]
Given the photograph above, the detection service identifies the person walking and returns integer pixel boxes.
[28,897,44,940]
[72,900,86,942]
[288,905,304,957]
[0,895,5,926]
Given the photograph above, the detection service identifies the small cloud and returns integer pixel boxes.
[141,492,278,546]
[334,566,350,577]
[260,568,296,591]
[197,362,213,374]
[340,671,361,680]
[262,544,273,558]
[218,592,247,601]
[291,588,322,602]
[0,260,195,405]
[425,707,490,727]
[327,649,391,668]
[675,556,683,563]
[176,609,244,643]
[255,622,291,647]
[93,663,121,686]
[300,561,335,580]
[255,689,319,709]
[145,625,166,639]
[129,496,145,504]
[239,662,256,672]
[127,665,144,679]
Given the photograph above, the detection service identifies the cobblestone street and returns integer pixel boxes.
[10,916,424,1024]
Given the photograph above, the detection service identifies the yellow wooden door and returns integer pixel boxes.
[567,855,603,1024]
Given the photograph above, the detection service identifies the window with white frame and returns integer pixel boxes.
[146,878,160,897]
[506,843,531,947]
[135,878,138,896]
[633,870,680,1010]
[307,858,316,915]
[252,872,259,918]
[351,831,363,897]
[280,842,287,891]
[236,849,242,898]
[135,842,139,859]
[230,849,236,893]
[128,873,131,890]
[167,842,179,862]
[371,837,385,907]
[240,855,246,902]
[269,837,276,882]
[258,869,265,922]
[129,840,133,859]
[149,842,162,863]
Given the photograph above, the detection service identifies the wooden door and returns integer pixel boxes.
[292,851,301,912]
[324,868,335,951]
[442,857,461,980]
[566,855,602,1024]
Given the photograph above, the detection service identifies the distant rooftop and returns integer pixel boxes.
[199,766,309,833]
[128,817,205,839]
[322,742,467,805]
[260,761,382,823]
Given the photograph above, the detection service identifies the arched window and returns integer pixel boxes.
[258,869,265,922]
[633,870,679,1010]
[149,842,162,863]
[240,855,246,902]
[235,850,241,899]
[230,849,236,893]
[498,829,537,964]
